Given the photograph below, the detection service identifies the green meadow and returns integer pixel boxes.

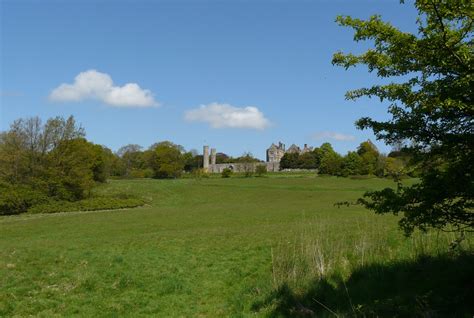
[1,175,472,317]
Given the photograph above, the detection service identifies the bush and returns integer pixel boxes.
[27,195,146,214]
[0,183,49,215]
[244,170,254,178]
[192,168,210,179]
[129,168,154,178]
[242,163,254,178]
[256,165,267,177]
[221,168,233,178]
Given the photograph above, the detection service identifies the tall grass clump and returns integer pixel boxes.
[265,219,473,317]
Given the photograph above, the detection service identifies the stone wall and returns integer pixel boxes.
[202,145,280,173]
[208,162,280,173]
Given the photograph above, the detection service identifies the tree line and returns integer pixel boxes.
[0,116,188,215]
[0,116,266,215]
[280,141,411,178]
[109,145,261,179]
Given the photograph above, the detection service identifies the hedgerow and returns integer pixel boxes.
[27,195,146,214]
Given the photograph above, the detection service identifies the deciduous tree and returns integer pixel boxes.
[357,140,380,175]
[150,142,185,179]
[333,0,473,235]
[318,143,342,175]
[341,151,363,177]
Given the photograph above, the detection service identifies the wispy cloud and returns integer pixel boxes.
[312,131,356,141]
[184,102,271,130]
[49,70,159,107]
[0,91,23,97]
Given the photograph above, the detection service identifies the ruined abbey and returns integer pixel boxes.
[203,146,280,173]
[203,142,314,173]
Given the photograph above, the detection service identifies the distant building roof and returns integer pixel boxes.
[287,144,301,153]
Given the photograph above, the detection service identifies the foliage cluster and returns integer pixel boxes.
[110,144,264,179]
[255,164,268,177]
[0,116,149,215]
[333,0,473,235]
[110,143,189,178]
[27,195,145,214]
[280,140,409,178]
[221,167,233,178]
[0,116,110,215]
[215,152,262,164]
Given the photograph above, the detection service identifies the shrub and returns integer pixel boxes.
[243,171,254,178]
[129,168,154,178]
[242,163,254,178]
[0,183,49,215]
[27,195,146,214]
[192,168,210,179]
[221,168,233,178]
[256,165,267,177]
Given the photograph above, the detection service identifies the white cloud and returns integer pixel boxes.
[49,70,159,107]
[312,131,356,141]
[184,103,271,130]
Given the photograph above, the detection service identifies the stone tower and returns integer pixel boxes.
[210,148,217,165]
[203,146,210,172]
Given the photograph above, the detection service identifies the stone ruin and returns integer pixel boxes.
[202,142,314,173]
[203,146,280,173]
[266,142,286,163]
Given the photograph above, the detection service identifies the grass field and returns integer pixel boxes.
[1,175,473,317]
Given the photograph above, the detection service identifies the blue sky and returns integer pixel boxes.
[1,0,418,159]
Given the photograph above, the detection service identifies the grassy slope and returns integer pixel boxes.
[0,176,471,317]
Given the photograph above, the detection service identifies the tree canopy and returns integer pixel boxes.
[150,142,185,179]
[333,0,473,235]
[0,116,110,214]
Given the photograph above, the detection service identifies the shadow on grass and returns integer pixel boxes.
[253,253,474,317]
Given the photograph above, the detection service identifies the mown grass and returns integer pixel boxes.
[0,175,472,317]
